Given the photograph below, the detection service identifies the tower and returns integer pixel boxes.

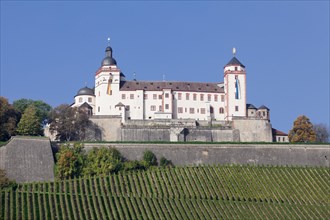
[94,42,125,115]
[224,48,247,120]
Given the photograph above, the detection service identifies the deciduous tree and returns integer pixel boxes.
[55,143,85,180]
[13,98,52,125]
[83,147,123,176]
[49,104,93,141]
[16,105,43,136]
[0,97,20,141]
[288,115,316,143]
[313,123,329,143]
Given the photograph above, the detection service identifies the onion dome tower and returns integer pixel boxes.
[101,46,117,66]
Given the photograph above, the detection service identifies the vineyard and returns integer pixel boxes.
[1,165,329,219]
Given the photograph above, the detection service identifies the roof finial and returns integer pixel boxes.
[232,47,236,57]
[163,73,166,82]
[107,37,111,46]
[133,72,136,81]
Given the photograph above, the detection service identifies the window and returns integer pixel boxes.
[208,94,212,102]
[189,108,195,114]
[159,105,162,111]
[263,112,266,117]
[151,105,156,111]
[98,91,100,97]
[165,93,169,98]
[165,104,169,110]
[144,94,148,99]
[210,106,214,114]
[178,107,183,113]
[193,93,197,101]
[235,106,239,112]
[214,95,218,102]
[153,94,157,99]
[278,137,281,142]
[79,97,83,103]
[200,94,204,101]
[235,67,238,71]
[185,108,187,113]
[122,94,126,99]
[178,93,182,100]
[88,97,92,102]
[130,94,134,99]
[98,106,100,112]
[201,108,206,114]
[126,106,130,111]
[221,95,225,102]
[186,93,190,100]
[219,107,224,114]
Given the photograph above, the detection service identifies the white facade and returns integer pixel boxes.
[73,45,252,122]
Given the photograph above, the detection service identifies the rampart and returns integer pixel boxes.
[0,136,54,183]
[83,143,329,167]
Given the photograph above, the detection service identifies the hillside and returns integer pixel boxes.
[1,165,329,219]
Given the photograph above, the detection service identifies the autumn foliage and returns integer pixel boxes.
[288,115,316,143]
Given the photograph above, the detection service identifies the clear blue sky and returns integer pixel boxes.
[1,1,329,133]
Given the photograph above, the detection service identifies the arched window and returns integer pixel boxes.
[219,107,224,114]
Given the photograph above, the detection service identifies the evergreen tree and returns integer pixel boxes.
[16,105,43,136]
[288,115,316,143]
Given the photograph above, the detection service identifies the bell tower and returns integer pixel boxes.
[224,48,247,120]
[94,38,124,115]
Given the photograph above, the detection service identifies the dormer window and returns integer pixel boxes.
[235,67,238,71]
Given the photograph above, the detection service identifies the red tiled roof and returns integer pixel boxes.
[120,81,224,93]
[272,128,288,136]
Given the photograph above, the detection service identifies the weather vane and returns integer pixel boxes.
[232,47,236,57]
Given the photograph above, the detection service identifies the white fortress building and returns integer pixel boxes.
[71,43,287,142]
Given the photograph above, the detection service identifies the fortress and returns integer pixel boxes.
[69,43,287,142]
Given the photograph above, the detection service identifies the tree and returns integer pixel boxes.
[0,168,16,190]
[83,147,123,176]
[288,115,316,143]
[313,123,329,143]
[49,104,93,141]
[55,143,85,180]
[16,105,43,136]
[142,150,158,167]
[13,98,52,125]
[0,97,20,141]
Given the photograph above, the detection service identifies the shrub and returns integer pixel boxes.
[123,160,146,171]
[0,168,17,190]
[142,150,157,167]
[159,156,173,167]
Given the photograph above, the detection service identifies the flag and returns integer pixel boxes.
[235,77,241,99]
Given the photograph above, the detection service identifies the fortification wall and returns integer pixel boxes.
[0,136,54,183]
[83,143,329,167]
[91,116,122,141]
[121,128,171,142]
[232,119,273,142]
